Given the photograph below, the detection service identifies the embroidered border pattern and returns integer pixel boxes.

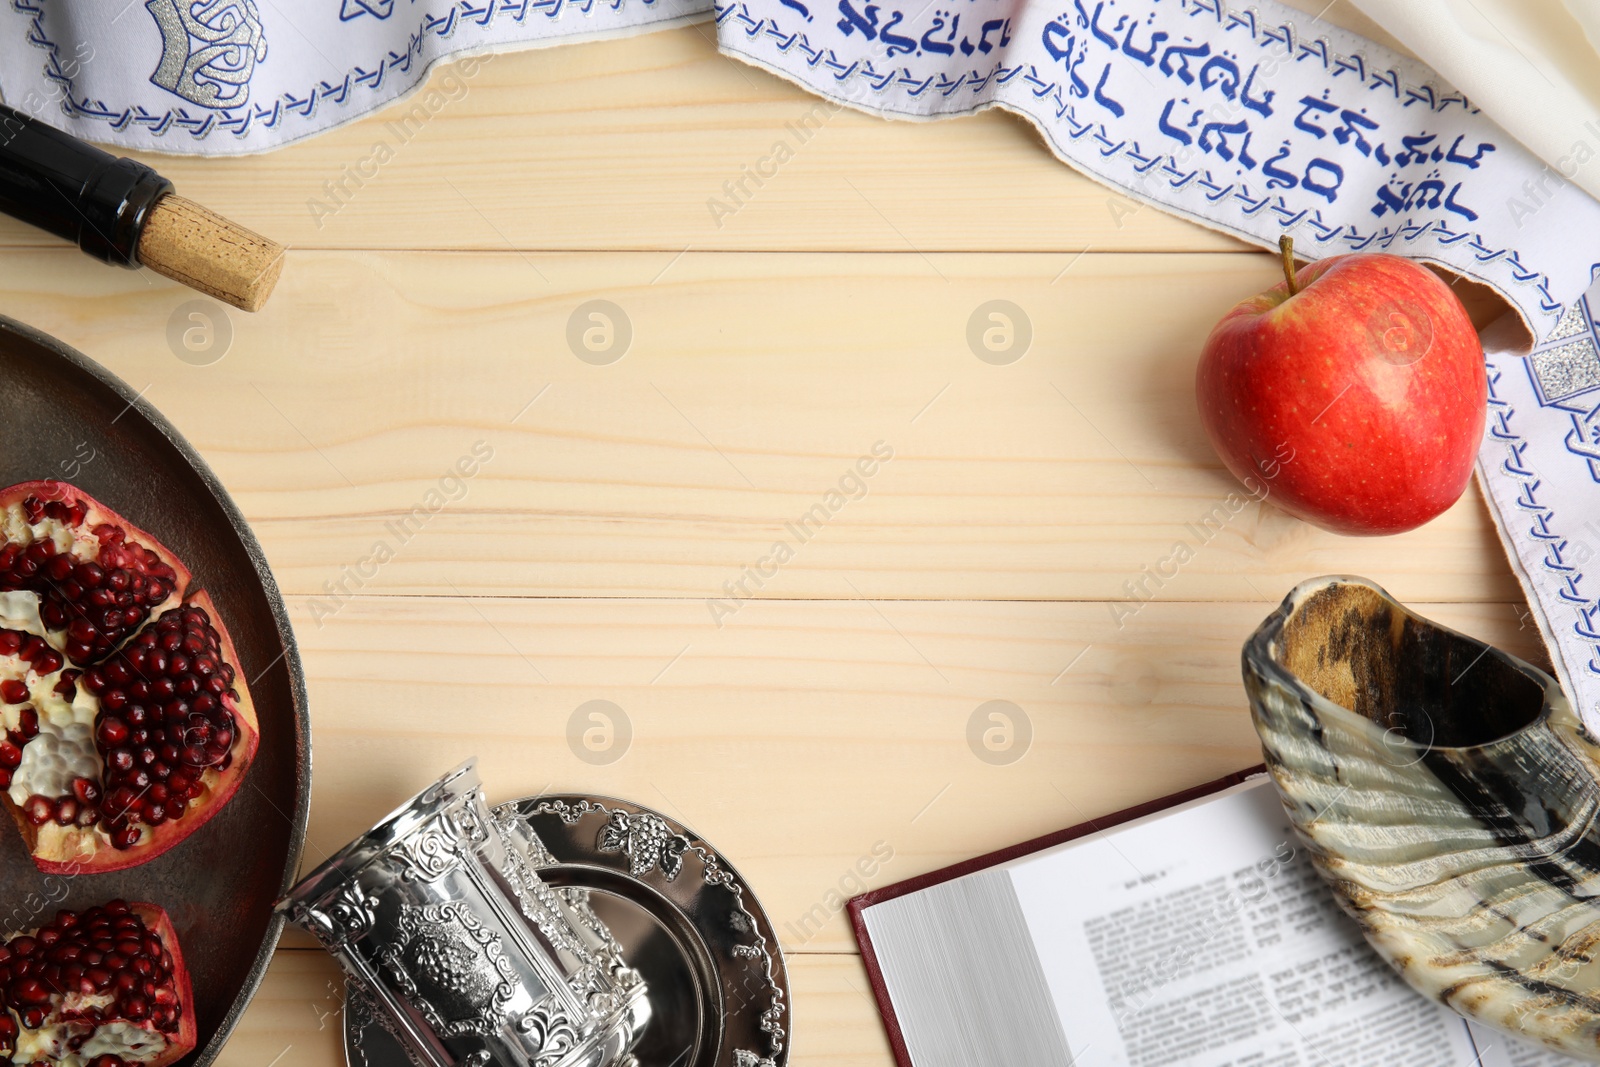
[1485,355,1600,680]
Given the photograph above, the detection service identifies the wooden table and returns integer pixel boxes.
[0,10,1544,1065]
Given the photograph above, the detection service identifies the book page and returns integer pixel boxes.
[1007,781,1484,1067]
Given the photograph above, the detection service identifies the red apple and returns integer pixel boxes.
[1195,238,1486,535]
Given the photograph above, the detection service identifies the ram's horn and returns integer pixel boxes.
[1244,575,1600,1061]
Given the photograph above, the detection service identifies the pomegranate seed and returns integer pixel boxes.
[72,777,101,806]
[22,796,51,826]
[12,977,47,1004]
[0,679,25,704]
[96,717,129,747]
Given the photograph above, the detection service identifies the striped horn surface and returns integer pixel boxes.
[1243,576,1600,1061]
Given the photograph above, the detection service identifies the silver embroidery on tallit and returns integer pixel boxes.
[145,0,268,108]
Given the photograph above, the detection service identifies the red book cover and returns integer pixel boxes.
[846,766,1268,1067]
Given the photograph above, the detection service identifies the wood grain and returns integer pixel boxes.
[0,247,1519,605]
[0,14,1538,1066]
[269,594,1545,955]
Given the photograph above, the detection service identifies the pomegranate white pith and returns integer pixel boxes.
[8,686,100,802]
[17,1017,168,1066]
[0,901,196,1067]
[0,506,101,565]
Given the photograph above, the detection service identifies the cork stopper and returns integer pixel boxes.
[136,194,285,312]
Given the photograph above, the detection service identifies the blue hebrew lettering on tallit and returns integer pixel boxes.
[716,0,1600,343]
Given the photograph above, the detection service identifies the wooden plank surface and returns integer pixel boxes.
[0,7,1536,1066]
[271,595,1544,956]
[0,248,1518,606]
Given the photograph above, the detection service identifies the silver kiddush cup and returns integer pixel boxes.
[276,760,650,1067]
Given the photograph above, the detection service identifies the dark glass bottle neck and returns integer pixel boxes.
[0,104,172,267]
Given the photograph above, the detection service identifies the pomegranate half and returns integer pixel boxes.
[0,900,196,1067]
[0,482,258,873]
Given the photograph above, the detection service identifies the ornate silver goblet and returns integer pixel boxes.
[277,760,650,1067]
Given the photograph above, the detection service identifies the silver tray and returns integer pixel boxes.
[345,794,790,1067]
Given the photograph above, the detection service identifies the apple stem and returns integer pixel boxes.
[1279,235,1300,296]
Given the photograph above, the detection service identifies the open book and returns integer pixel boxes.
[849,774,1579,1067]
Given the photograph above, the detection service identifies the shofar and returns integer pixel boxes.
[1244,575,1600,1061]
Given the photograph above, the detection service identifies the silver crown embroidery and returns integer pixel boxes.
[145,0,268,109]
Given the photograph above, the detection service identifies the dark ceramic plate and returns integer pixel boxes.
[0,315,310,1066]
